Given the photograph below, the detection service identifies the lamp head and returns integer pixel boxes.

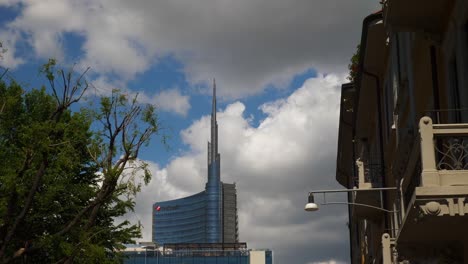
[305,193,319,212]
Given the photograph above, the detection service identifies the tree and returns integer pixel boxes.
[0,59,161,263]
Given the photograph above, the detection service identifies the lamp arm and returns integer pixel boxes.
[320,201,397,213]
[309,187,397,194]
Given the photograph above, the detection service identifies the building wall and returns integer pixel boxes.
[223,183,239,243]
[338,1,468,262]
[206,157,222,243]
[152,183,239,245]
[249,251,265,264]
[123,249,273,264]
[124,251,249,264]
[152,191,207,244]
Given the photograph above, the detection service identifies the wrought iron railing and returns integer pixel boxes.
[434,136,468,170]
[355,157,383,188]
[364,163,383,187]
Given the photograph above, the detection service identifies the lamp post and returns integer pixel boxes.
[304,187,399,264]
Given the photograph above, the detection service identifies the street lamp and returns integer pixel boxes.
[305,187,399,264]
[304,187,398,213]
[304,193,319,211]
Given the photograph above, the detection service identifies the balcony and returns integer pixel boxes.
[383,0,454,34]
[396,116,468,244]
[352,158,384,219]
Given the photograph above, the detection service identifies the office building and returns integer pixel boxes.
[153,81,239,245]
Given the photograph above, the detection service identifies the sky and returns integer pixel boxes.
[0,1,380,263]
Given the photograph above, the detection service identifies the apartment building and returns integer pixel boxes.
[336,0,468,263]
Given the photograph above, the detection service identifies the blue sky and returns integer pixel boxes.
[0,1,380,263]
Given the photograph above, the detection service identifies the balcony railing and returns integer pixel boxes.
[352,158,385,219]
[356,158,383,189]
[435,136,468,170]
[419,116,468,187]
[389,117,468,245]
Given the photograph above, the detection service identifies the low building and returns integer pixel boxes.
[122,243,273,264]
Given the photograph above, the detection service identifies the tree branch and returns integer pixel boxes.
[0,157,48,260]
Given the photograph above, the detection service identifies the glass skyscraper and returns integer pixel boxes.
[153,80,238,245]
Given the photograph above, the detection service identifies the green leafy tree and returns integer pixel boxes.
[0,59,162,263]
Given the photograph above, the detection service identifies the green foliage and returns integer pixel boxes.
[347,44,360,83]
[0,62,162,263]
[40,58,57,83]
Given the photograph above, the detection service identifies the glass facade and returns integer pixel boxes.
[265,251,273,264]
[206,158,222,243]
[153,191,207,244]
[123,249,272,264]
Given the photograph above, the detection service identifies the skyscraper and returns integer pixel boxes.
[152,80,238,245]
[205,79,222,243]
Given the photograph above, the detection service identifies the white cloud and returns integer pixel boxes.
[142,88,190,117]
[0,31,24,68]
[88,77,190,116]
[126,74,350,263]
[0,0,22,7]
[9,0,84,59]
[118,160,190,240]
[1,0,378,97]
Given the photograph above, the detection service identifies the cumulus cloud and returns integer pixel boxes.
[0,31,24,68]
[0,0,22,7]
[88,77,190,116]
[125,74,351,263]
[143,88,190,117]
[1,0,378,97]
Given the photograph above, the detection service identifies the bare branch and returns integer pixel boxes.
[0,68,8,81]
[60,69,67,106]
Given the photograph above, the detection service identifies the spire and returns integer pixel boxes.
[206,78,222,243]
[212,79,216,121]
[209,79,218,165]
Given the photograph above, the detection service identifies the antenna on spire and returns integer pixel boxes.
[213,79,216,105]
[212,78,216,119]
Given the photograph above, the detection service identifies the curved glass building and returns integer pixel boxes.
[153,80,238,245]
[152,192,207,243]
